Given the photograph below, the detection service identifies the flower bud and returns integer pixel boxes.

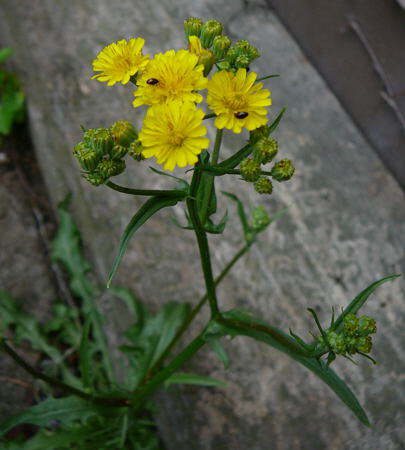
[254,177,273,195]
[199,51,215,76]
[270,159,295,182]
[200,20,223,48]
[326,331,346,355]
[129,140,145,161]
[109,144,128,160]
[234,55,250,69]
[110,120,137,147]
[249,125,270,144]
[343,313,359,336]
[184,17,203,38]
[251,205,271,231]
[356,336,372,354]
[96,159,126,179]
[73,142,102,171]
[234,40,260,61]
[216,60,231,71]
[358,316,377,335]
[83,128,114,154]
[254,137,278,164]
[240,157,261,182]
[212,35,231,59]
[225,46,238,65]
[85,172,106,186]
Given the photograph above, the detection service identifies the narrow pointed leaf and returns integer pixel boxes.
[332,275,400,333]
[268,107,287,134]
[107,195,181,286]
[206,337,230,369]
[164,372,226,388]
[205,310,370,426]
[217,144,253,170]
[222,191,250,237]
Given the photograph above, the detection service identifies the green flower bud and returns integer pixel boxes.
[199,51,215,76]
[254,137,278,164]
[240,157,261,182]
[96,159,126,179]
[109,144,128,160]
[249,125,271,144]
[358,315,377,335]
[212,35,231,59]
[356,336,372,354]
[129,140,145,161]
[110,120,137,147]
[234,40,260,61]
[85,172,106,186]
[327,331,346,355]
[73,142,101,171]
[251,205,271,231]
[344,337,358,355]
[184,17,203,38]
[216,60,232,71]
[254,177,273,195]
[234,55,250,69]
[270,159,295,182]
[83,128,114,154]
[200,20,223,48]
[225,46,238,65]
[343,313,359,336]
[246,45,260,61]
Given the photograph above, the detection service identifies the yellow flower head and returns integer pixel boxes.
[133,49,207,107]
[207,69,271,133]
[91,38,150,86]
[139,101,209,171]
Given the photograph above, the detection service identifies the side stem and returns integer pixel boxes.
[106,181,185,198]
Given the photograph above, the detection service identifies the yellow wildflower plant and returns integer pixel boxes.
[139,101,209,171]
[133,49,207,107]
[91,38,150,86]
[207,68,272,133]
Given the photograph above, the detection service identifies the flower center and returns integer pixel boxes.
[168,131,185,147]
[224,93,248,111]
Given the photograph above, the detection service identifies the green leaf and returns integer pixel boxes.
[205,310,371,426]
[0,397,102,436]
[164,372,226,388]
[78,318,94,389]
[108,195,181,287]
[206,337,230,369]
[149,166,189,191]
[0,48,12,64]
[257,74,280,81]
[222,191,250,237]
[268,107,287,134]
[204,210,228,234]
[332,275,401,333]
[0,70,25,135]
[122,301,191,389]
[217,144,253,170]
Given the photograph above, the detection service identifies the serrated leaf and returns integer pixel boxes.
[108,195,181,287]
[205,310,370,426]
[164,372,226,388]
[0,397,102,436]
[332,275,400,333]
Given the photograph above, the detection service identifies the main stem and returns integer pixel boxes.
[186,162,220,318]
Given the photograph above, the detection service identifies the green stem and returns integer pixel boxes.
[201,167,272,177]
[106,181,185,198]
[200,129,223,225]
[147,241,253,375]
[1,340,129,407]
[203,113,216,120]
[186,163,220,318]
[131,333,205,408]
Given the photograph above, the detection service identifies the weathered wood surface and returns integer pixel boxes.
[1,1,404,448]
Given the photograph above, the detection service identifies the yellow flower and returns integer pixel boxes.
[188,36,215,75]
[133,49,207,107]
[91,38,149,86]
[207,68,271,133]
[139,101,209,171]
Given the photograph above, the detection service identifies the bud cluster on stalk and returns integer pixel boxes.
[316,313,377,364]
[73,120,142,186]
[238,126,295,195]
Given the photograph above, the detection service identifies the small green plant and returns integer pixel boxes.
[0,48,25,137]
[0,17,401,448]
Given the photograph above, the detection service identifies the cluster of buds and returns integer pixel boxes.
[73,120,141,186]
[318,313,377,363]
[219,39,260,71]
[239,126,295,195]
